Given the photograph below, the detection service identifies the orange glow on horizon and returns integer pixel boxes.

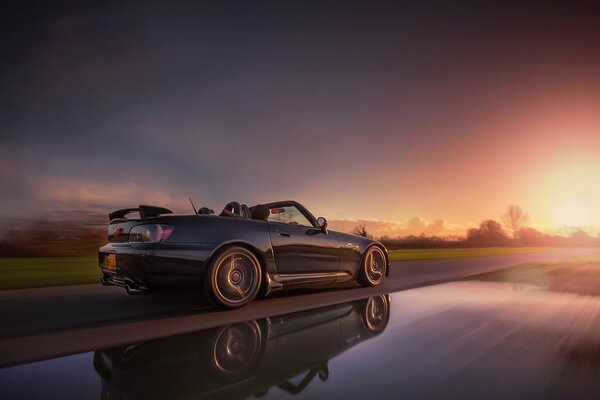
[553,200,591,227]
[527,158,600,231]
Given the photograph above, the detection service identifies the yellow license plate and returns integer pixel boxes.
[104,254,117,271]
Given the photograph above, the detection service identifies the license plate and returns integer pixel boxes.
[104,254,117,271]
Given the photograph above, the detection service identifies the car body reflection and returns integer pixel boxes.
[93,295,390,399]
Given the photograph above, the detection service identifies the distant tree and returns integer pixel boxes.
[502,204,528,239]
[516,227,546,246]
[0,214,106,257]
[352,225,372,238]
[568,230,596,246]
[467,220,510,246]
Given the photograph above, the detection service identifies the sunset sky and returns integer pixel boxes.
[1,1,600,237]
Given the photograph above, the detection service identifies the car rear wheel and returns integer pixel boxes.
[205,246,262,309]
[359,246,386,286]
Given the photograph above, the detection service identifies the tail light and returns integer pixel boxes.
[129,224,174,243]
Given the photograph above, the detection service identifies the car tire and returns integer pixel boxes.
[358,246,386,287]
[204,246,262,309]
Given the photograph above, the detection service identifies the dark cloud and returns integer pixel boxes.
[1,1,600,226]
[28,12,149,99]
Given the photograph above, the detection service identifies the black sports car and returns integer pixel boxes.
[99,200,389,308]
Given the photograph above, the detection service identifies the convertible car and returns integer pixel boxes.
[99,200,389,308]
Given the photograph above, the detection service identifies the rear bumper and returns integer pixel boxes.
[99,242,216,291]
[100,272,150,295]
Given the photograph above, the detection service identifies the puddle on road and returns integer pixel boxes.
[1,282,600,400]
[468,256,600,297]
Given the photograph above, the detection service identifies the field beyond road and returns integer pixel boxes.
[0,257,99,290]
[0,247,572,290]
[387,247,559,262]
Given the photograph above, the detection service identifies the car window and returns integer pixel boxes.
[268,205,312,227]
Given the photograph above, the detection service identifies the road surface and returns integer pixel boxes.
[0,248,596,368]
[1,248,600,399]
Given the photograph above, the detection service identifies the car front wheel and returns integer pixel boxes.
[359,246,386,287]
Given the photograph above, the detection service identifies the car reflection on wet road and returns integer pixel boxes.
[93,295,390,399]
[2,263,600,400]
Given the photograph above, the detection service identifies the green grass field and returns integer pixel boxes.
[0,256,99,290]
[386,247,556,261]
[0,247,559,290]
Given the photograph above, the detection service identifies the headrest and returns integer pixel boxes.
[241,204,250,219]
[220,201,244,218]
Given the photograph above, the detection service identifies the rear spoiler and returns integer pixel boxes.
[109,205,173,221]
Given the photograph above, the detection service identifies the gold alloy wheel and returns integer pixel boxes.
[363,246,386,285]
[211,247,261,307]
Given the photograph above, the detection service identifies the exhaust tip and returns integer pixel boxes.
[124,282,148,295]
[100,277,112,286]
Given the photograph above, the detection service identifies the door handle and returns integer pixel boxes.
[277,231,291,237]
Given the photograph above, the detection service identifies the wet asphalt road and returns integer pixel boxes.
[0,248,596,368]
[1,250,600,400]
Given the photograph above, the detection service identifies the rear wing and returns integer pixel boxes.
[109,205,173,221]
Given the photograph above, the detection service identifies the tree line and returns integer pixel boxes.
[356,205,600,249]
[0,213,106,257]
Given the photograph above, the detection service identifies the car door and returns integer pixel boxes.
[267,205,340,274]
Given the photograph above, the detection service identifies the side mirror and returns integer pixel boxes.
[317,217,328,233]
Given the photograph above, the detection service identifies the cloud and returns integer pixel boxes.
[328,216,464,238]
[2,165,471,237]
[406,216,428,233]
[0,159,16,181]
[28,176,187,213]
[328,218,403,238]
[407,216,450,236]
[30,12,147,99]
[0,146,18,181]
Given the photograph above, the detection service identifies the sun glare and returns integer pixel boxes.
[553,200,591,227]
[533,158,600,230]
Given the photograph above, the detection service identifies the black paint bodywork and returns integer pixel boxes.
[93,295,390,400]
[98,200,389,294]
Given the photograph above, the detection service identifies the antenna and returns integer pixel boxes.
[189,197,198,215]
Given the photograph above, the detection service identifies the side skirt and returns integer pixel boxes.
[265,271,353,295]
